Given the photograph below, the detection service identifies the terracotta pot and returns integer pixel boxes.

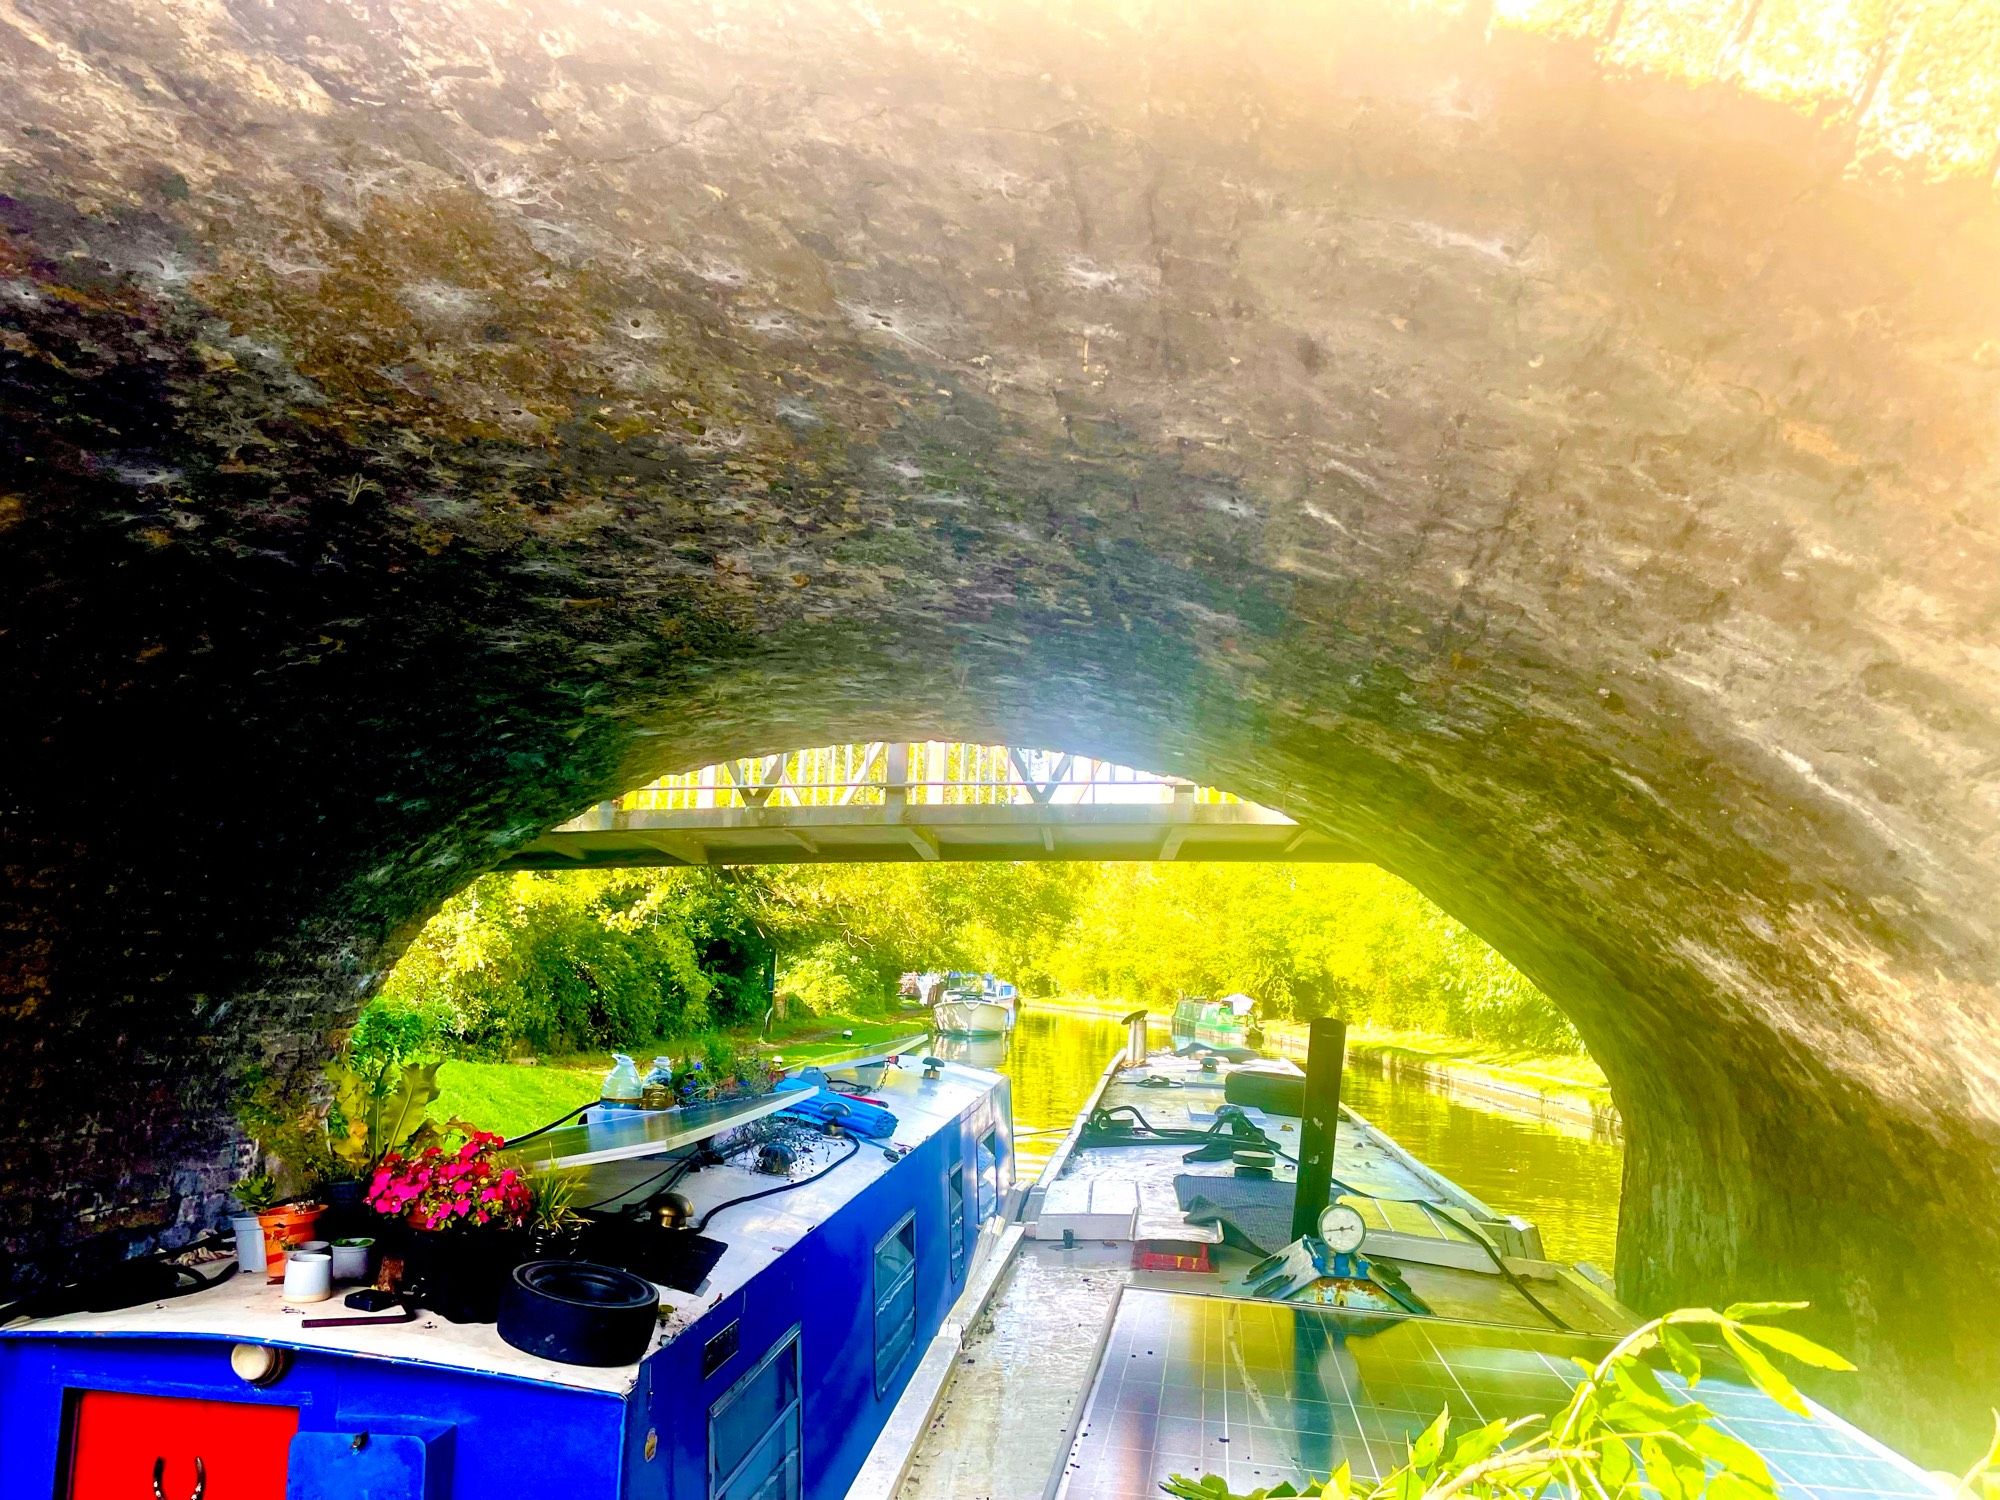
[255,1203,325,1275]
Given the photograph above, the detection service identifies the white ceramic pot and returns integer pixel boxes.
[283,1250,333,1303]
[329,1239,373,1282]
[230,1215,267,1277]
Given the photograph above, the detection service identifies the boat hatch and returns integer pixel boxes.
[66,1390,300,1498]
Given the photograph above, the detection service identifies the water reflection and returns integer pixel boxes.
[1339,1057,1622,1270]
[930,1032,1011,1070]
[983,1008,1624,1270]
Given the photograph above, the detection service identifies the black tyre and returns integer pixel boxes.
[497,1259,660,1367]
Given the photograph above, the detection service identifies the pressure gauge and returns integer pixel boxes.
[1318,1202,1367,1256]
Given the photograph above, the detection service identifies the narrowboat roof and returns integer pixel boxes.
[890,1045,1941,1500]
[1039,1050,1631,1337]
[1,1057,1005,1397]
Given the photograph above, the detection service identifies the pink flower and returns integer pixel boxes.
[365,1130,532,1232]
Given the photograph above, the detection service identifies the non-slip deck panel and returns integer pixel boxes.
[1053,1290,1935,1500]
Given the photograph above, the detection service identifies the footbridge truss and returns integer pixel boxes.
[501,744,1360,868]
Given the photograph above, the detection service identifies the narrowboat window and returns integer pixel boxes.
[947,1164,967,1283]
[873,1211,918,1394]
[709,1325,802,1500]
[976,1128,1001,1220]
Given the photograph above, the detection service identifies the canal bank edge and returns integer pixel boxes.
[1020,995,1622,1139]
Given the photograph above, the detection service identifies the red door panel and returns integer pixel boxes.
[67,1390,298,1499]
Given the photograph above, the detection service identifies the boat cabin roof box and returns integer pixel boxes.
[0,1057,1014,1500]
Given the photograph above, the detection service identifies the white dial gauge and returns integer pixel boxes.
[1318,1202,1367,1256]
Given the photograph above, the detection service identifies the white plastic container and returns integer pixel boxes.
[230,1215,266,1277]
[329,1238,373,1282]
[600,1053,643,1109]
[283,1250,333,1303]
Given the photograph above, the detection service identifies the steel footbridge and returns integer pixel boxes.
[501,744,1358,868]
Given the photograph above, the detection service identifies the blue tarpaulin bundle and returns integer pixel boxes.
[776,1074,899,1139]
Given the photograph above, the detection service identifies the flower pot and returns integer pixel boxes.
[255,1203,325,1276]
[329,1238,374,1282]
[528,1226,583,1260]
[228,1215,267,1277]
[283,1250,333,1303]
[405,1228,527,1324]
[322,1178,368,1238]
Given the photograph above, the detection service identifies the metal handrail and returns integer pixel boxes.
[612,742,1241,813]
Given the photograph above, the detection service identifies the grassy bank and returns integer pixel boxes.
[431,1011,926,1138]
[1021,992,1613,1112]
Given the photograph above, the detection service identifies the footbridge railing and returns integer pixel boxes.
[501,743,1359,868]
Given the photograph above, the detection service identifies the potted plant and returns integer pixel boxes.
[329,1237,375,1282]
[526,1169,588,1259]
[229,1173,277,1275]
[673,1038,783,1107]
[234,1066,333,1271]
[232,1170,324,1276]
[366,1130,532,1323]
[324,1049,458,1234]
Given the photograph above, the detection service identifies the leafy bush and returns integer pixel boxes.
[235,1064,336,1196]
[346,998,455,1073]
[377,869,775,1055]
[1045,865,1582,1053]
[373,859,1581,1061]
[777,939,879,1015]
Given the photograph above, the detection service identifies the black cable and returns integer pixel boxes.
[502,1100,596,1149]
[576,1129,774,1215]
[578,1152,698,1214]
[694,1133,863,1233]
[1075,1081,1573,1332]
[1412,1199,1575,1335]
[1079,1104,1566,1330]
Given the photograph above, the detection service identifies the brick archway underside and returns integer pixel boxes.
[2,0,1996,1462]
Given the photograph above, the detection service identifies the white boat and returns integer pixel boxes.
[933,993,1015,1036]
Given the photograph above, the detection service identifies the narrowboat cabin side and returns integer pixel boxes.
[0,1053,1014,1500]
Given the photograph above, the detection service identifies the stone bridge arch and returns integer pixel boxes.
[2,0,1997,1463]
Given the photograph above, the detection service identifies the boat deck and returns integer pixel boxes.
[888,1047,1940,1500]
[1041,1054,1632,1338]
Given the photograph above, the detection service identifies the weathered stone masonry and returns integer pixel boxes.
[2,0,1997,1463]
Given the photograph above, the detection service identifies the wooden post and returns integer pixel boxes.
[1290,1017,1347,1243]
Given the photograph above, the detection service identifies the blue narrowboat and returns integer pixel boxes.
[0,1049,1013,1500]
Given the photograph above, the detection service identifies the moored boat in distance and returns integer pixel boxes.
[931,972,1017,1037]
[1169,991,1261,1050]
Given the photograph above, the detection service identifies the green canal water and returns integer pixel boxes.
[971,1007,1625,1273]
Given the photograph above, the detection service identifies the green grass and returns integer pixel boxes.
[433,1058,603,1139]
[429,1011,930,1138]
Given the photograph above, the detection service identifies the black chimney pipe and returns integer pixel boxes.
[1290,1018,1348,1242]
